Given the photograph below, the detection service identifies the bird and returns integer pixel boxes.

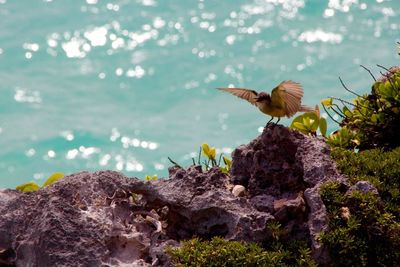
[217,80,314,124]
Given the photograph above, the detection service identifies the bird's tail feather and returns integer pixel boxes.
[300,105,316,113]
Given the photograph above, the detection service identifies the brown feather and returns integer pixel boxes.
[217,88,259,106]
[300,105,315,113]
[277,80,304,117]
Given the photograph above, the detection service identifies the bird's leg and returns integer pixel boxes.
[267,117,274,126]
[275,117,281,125]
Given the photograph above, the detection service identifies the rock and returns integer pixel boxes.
[231,124,347,264]
[273,193,306,222]
[152,166,274,242]
[0,171,158,267]
[232,185,246,197]
[0,167,273,266]
[304,186,330,266]
[0,124,349,266]
[347,181,379,195]
[249,194,275,213]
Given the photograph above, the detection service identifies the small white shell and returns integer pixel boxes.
[232,185,246,197]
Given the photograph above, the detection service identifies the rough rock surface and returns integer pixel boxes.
[230,124,348,264]
[0,125,350,266]
[347,180,379,195]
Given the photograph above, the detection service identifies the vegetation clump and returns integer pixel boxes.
[318,65,400,266]
[323,66,400,150]
[166,236,316,267]
[291,61,400,266]
[331,148,400,217]
[320,180,400,267]
[290,107,327,137]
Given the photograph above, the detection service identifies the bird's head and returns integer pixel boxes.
[255,92,271,103]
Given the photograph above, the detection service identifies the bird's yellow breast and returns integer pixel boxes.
[256,102,287,117]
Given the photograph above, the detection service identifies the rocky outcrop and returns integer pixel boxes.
[0,125,349,266]
[231,124,348,265]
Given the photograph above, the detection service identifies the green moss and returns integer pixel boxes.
[331,147,400,217]
[166,237,316,267]
[320,161,400,266]
[321,145,400,266]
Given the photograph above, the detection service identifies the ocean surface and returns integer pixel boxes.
[0,0,399,188]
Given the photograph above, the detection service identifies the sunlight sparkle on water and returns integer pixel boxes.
[66,149,79,160]
[25,149,36,157]
[84,27,108,47]
[86,0,98,5]
[14,88,42,104]
[62,38,86,58]
[47,150,56,158]
[99,154,111,166]
[60,131,74,141]
[298,30,342,44]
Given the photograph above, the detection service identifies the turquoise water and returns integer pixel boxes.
[0,0,399,188]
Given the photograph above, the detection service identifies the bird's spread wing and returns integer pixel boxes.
[271,80,303,117]
[217,88,259,106]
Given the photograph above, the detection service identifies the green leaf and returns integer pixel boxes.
[43,172,64,187]
[343,106,352,118]
[145,174,158,181]
[220,166,229,174]
[222,156,232,168]
[209,147,216,160]
[202,143,211,158]
[302,117,312,128]
[371,114,378,123]
[293,122,307,131]
[290,114,304,129]
[16,182,40,192]
[321,98,333,107]
[319,117,327,137]
[305,112,320,131]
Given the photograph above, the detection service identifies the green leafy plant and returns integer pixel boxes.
[266,221,284,241]
[16,172,65,192]
[43,172,65,187]
[290,106,327,137]
[326,127,360,149]
[15,182,40,193]
[201,143,217,167]
[322,66,400,149]
[166,236,316,267]
[199,143,232,173]
[221,155,232,174]
[167,143,232,174]
[144,174,158,182]
[320,181,400,267]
